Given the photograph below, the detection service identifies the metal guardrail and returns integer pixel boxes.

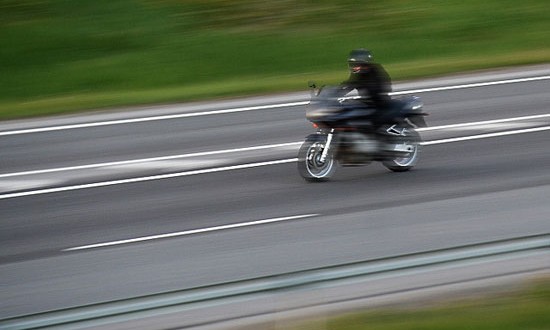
[1,234,548,330]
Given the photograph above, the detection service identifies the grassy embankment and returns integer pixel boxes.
[292,278,550,330]
[1,0,549,120]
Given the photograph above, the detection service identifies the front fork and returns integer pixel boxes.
[319,128,335,163]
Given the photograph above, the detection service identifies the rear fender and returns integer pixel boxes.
[407,114,428,128]
[399,95,428,127]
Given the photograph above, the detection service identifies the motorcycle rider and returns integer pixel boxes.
[338,48,397,128]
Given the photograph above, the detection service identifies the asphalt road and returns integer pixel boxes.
[1,66,549,320]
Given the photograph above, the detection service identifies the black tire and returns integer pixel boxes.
[382,129,421,172]
[297,137,336,182]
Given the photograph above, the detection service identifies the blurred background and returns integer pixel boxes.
[1,0,549,119]
[1,2,549,329]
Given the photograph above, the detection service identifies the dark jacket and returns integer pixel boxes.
[339,63,392,110]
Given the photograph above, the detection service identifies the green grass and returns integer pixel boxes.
[1,0,549,120]
[294,277,550,330]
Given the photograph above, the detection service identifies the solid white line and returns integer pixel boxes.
[63,214,319,251]
[1,120,548,200]
[0,101,309,136]
[1,75,549,137]
[0,142,302,178]
[0,158,298,200]
[390,75,550,95]
[3,113,547,178]
[416,113,550,132]
[421,126,550,145]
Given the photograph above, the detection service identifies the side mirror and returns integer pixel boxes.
[308,81,317,89]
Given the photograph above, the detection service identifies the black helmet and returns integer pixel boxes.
[347,49,374,74]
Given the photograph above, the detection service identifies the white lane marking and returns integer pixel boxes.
[435,123,537,131]
[390,75,550,95]
[2,114,547,178]
[0,142,302,178]
[0,159,298,200]
[416,114,550,132]
[421,126,550,145]
[0,102,309,136]
[0,120,548,200]
[1,75,549,137]
[0,179,60,192]
[63,214,319,251]
[105,159,224,171]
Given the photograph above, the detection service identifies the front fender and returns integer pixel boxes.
[304,133,327,142]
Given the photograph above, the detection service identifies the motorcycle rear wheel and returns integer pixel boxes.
[382,129,421,172]
[298,139,336,182]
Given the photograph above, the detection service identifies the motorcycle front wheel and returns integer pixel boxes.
[297,138,336,182]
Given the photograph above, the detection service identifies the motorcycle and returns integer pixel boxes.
[297,83,428,181]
